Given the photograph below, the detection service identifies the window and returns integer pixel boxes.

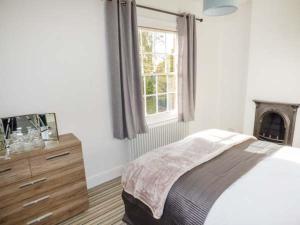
[138,27,178,125]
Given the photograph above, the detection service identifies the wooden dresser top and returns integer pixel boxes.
[0,133,81,165]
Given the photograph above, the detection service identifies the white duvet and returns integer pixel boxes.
[205,145,300,225]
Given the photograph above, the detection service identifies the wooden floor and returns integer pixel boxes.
[60,177,126,225]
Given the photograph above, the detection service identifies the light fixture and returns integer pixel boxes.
[203,0,238,16]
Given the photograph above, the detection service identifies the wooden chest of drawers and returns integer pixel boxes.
[0,134,89,225]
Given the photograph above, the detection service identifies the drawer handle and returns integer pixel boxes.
[19,177,47,189]
[0,168,11,174]
[26,212,53,225]
[23,195,50,208]
[46,152,70,160]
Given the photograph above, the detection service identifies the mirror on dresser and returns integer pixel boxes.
[0,113,59,153]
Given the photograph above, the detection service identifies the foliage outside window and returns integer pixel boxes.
[139,27,178,123]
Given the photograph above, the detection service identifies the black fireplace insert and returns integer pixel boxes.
[259,112,285,144]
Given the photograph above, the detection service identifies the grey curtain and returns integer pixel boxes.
[106,0,147,139]
[177,14,197,122]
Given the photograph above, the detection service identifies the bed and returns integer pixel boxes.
[121,129,300,225]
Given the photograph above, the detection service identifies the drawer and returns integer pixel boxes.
[24,197,88,225]
[0,163,86,209]
[30,145,83,176]
[0,159,31,188]
[0,180,88,225]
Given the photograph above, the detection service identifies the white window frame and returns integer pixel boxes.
[138,26,179,127]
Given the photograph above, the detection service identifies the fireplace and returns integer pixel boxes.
[253,100,299,145]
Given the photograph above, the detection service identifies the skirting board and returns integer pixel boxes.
[87,165,125,189]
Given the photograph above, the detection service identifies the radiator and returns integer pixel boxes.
[128,121,189,161]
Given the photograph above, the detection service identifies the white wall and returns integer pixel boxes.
[190,1,252,133]
[243,0,300,146]
[0,0,127,188]
[0,0,251,187]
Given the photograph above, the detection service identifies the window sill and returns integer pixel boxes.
[146,112,178,128]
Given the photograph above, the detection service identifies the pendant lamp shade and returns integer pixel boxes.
[203,0,238,16]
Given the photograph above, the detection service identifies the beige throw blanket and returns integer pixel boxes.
[122,129,256,219]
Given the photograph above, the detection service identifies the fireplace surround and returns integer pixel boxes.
[253,100,299,146]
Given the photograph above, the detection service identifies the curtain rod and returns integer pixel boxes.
[136,4,203,22]
[106,0,203,22]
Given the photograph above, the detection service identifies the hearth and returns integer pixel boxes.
[253,100,299,146]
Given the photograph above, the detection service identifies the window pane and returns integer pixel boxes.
[168,93,176,111]
[154,55,166,73]
[141,31,153,53]
[166,33,175,54]
[146,96,156,114]
[154,32,166,53]
[158,75,167,93]
[143,54,153,74]
[158,95,167,112]
[145,76,156,95]
[167,54,175,73]
[139,28,178,119]
[168,75,176,92]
